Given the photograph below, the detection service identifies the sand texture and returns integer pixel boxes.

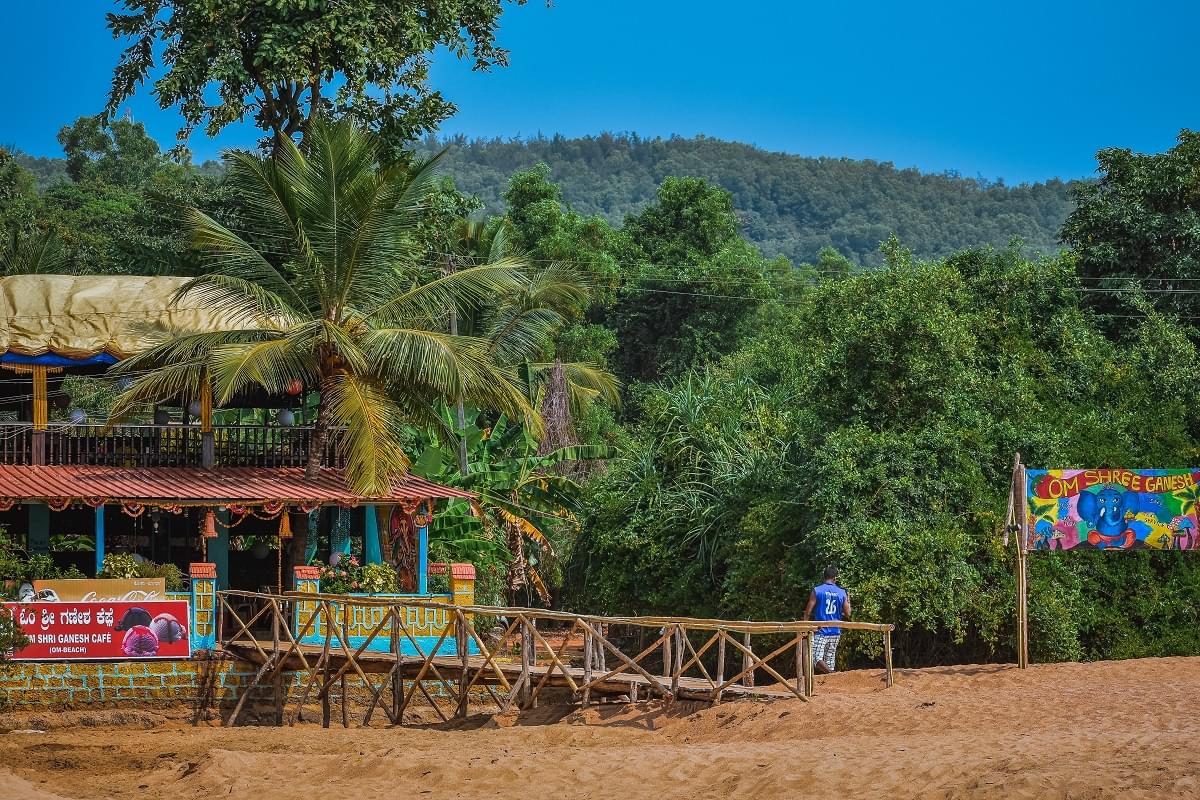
[1,657,1198,799]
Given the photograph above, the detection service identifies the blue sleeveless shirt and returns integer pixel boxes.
[813,583,847,636]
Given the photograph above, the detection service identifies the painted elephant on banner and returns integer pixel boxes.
[1077,486,1139,548]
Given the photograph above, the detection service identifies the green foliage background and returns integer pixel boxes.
[6,97,1200,669]
[427,133,1078,267]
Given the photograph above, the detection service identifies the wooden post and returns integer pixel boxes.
[456,609,470,718]
[714,631,726,704]
[661,626,672,683]
[200,376,214,469]
[31,364,47,465]
[215,594,224,649]
[803,633,814,696]
[883,628,894,688]
[520,617,532,707]
[582,627,593,706]
[670,625,682,698]
[341,603,350,728]
[272,604,283,726]
[1015,458,1030,669]
[741,631,754,688]
[794,634,804,698]
[321,609,332,728]
[391,606,402,724]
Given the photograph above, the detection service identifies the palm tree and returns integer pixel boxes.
[1,228,68,275]
[412,410,608,604]
[111,116,537,495]
[447,216,619,460]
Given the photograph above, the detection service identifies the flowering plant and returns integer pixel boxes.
[312,559,353,594]
[359,563,398,594]
[311,556,399,595]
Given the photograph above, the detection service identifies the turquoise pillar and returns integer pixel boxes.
[417,524,429,595]
[304,509,319,565]
[364,506,382,564]
[94,506,105,576]
[28,503,49,554]
[211,509,230,590]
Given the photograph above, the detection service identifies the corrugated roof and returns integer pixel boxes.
[0,465,472,505]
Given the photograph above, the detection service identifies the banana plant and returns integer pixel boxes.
[412,406,609,605]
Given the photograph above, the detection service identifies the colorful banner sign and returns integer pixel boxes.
[1027,469,1200,550]
[31,578,166,603]
[4,601,191,660]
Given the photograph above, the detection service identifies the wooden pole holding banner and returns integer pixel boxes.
[1012,454,1030,669]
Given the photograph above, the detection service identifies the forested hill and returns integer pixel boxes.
[428,133,1080,266]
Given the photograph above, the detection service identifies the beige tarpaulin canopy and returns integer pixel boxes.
[0,274,253,360]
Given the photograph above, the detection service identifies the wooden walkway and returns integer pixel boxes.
[224,640,798,703]
[215,591,895,727]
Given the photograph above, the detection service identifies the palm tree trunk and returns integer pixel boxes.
[445,254,468,475]
[505,520,527,605]
[306,384,331,479]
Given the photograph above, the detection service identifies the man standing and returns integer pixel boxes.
[803,566,850,674]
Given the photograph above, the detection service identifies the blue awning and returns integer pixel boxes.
[0,352,118,367]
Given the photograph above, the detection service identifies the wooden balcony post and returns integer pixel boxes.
[31,365,48,465]
[200,378,214,469]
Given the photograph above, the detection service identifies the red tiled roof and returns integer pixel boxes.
[189,562,217,578]
[0,465,473,505]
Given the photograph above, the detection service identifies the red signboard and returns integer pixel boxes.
[3,601,191,660]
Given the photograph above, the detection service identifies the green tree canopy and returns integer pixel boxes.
[1062,128,1200,321]
[107,0,529,154]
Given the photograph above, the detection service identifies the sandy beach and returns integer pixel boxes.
[1,656,1197,799]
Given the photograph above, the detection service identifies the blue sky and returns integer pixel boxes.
[1,1,1196,184]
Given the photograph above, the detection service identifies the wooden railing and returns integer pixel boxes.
[216,590,896,728]
[0,422,343,469]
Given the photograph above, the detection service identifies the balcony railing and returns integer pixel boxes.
[0,422,344,469]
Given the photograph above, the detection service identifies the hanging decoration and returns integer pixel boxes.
[279,510,292,539]
[46,498,72,512]
[159,504,184,515]
[83,497,105,509]
[331,507,352,558]
[121,503,146,518]
[414,500,433,529]
[203,510,218,538]
[0,499,13,512]
[298,502,321,514]
[261,499,285,516]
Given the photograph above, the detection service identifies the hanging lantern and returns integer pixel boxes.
[68,408,87,424]
[276,408,295,427]
[187,400,202,418]
[285,378,303,396]
[203,510,218,538]
[279,511,292,539]
[153,408,170,426]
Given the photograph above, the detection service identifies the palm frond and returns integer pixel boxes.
[323,372,412,496]
[209,335,313,403]
[365,259,528,325]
